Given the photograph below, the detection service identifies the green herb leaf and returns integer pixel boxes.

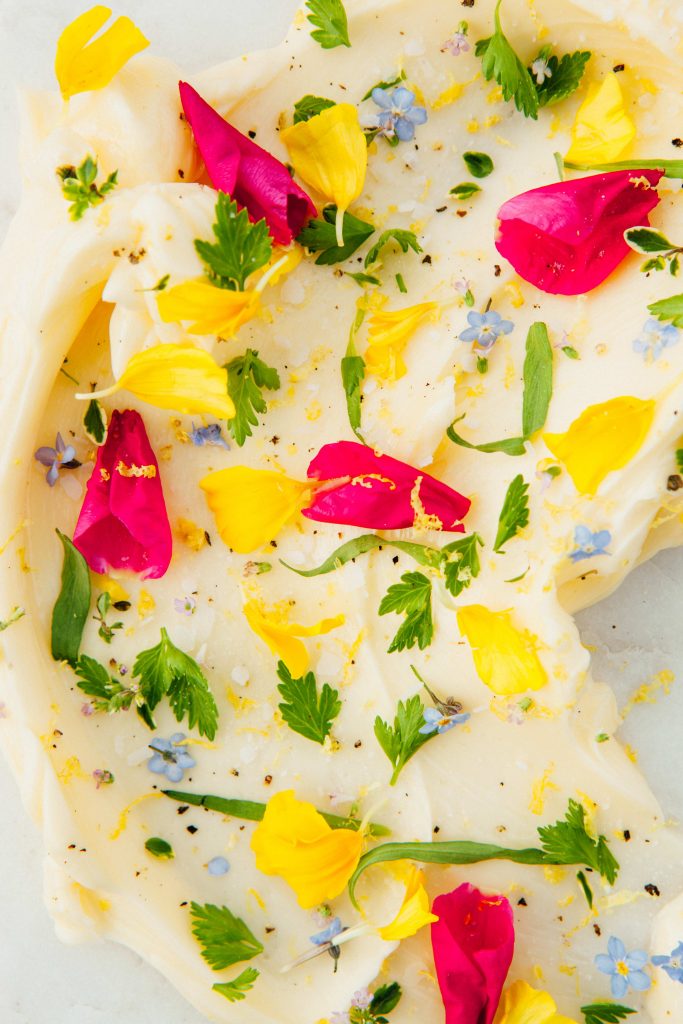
[450,182,482,200]
[581,1004,636,1024]
[341,334,367,442]
[364,229,422,269]
[276,661,341,744]
[190,902,263,971]
[648,292,683,327]
[475,0,539,119]
[576,869,593,908]
[0,607,25,632]
[370,983,402,1017]
[74,654,144,715]
[281,533,445,577]
[83,399,108,445]
[676,448,683,473]
[494,474,530,553]
[625,226,675,254]
[58,156,119,220]
[346,271,381,287]
[195,193,273,291]
[538,799,619,884]
[374,694,433,784]
[213,968,260,1003]
[297,205,375,264]
[362,70,406,102]
[305,0,350,49]
[533,50,591,107]
[145,837,174,859]
[133,628,219,740]
[447,420,527,456]
[463,151,494,178]
[226,349,280,446]
[51,530,91,666]
[293,94,336,123]
[522,321,553,437]
[442,533,484,597]
[93,591,124,644]
[562,345,579,359]
[378,571,433,653]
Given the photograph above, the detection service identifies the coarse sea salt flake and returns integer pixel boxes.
[232,665,250,686]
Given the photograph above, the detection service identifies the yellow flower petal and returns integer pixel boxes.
[457,605,548,696]
[250,790,363,908]
[544,396,655,495]
[565,74,635,165]
[493,980,578,1024]
[282,104,367,246]
[200,467,313,553]
[365,302,439,382]
[378,867,438,941]
[243,600,345,676]
[55,5,149,101]
[157,281,260,338]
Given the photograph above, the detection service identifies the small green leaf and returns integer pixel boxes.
[580,1004,635,1024]
[51,530,91,667]
[648,292,683,327]
[83,399,108,445]
[494,474,530,553]
[133,628,219,739]
[576,869,593,908]
[226,349,280,446]
[305,0,350,49]
[521,321,553,437]
[293,94,336,123]
[462,151,494,178]
[145,837,174,859]
[370,982,402,1016]
[562,345,580,359]
[625,226,675,255]
[364,229,422,269]
[195,193,273,291]
[297,205,375,264]
[538,799,619,884]
[362,70,406,102]
[396,272,407,293]
[0,607,25,632]
[596,732,609,743]
[276,661,342,745]
[533,50,591,107]
[475,0,539,119]
[190,903,263,971]
[450,182,482,200]
[442,533,484,597]
[282,534,382,576]
[213,968,260,1003]
[374,694,433,784]
[341,338,366,442]
[346,271,381,287]
[379,571,433,653]
[58,156,119,220]
[447,419,527,456]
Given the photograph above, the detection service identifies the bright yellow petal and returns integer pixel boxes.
[457,605,548,696]
[200,467,312,553]
[55,6,149,100]
[493,980,578,1024]
[157,281,260,337]
[250,790,363,908]
[242,600,345,676]
[378,868,438,941]
[544,396,655,495]
[365,302,439,382]
[282,104,367,242]
[565,74,635,165]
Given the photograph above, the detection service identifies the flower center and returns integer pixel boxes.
[616,960,630,977]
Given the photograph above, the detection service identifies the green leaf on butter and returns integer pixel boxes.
[51,530,91,666]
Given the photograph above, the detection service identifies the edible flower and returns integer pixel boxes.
[78,344,235,419]
[55,6,149,101]
[457,605,548,696]
[565,74,635,166]
[652,941,683,984]
[174,595,197,615]
[243,600,344,676]
[496,169,663,295]
[420,706,470,735]
[595,936,651,998]
[178,82,316,245]
[633,317,680,361]
[73,409,172,579]
[442,26,470,56]
[459,310,513,351]
[157,280,260,338]
[378,867,438,941]
[201,441,471,552]
[366,302,440,380]
[492,980,576,1024]
[431,883,514,1024]
[250,790,363,908]
[310,916,344,946]
[544,396,655,495]
[147,733,195,783]
[530,58,553,86]
[281,104,368,246]
[34,432,80,486]
[370,87,428,142]
[189,423,229,448]
[568,525,611,563]
[330,990,373,1024]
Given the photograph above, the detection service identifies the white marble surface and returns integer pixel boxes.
[1,2,683,1022]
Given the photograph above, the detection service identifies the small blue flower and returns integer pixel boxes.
[633,317,680,361]
[310,916,344,946]
[190,423,230,448]
[371,86,428,142]
[569,525,612,563]
[442,32,470,56]
[147,733,196,783]
[419,706,471,735]
[459,310,513,351]
[207,856,230,877]
[595,936,651,998]
[652,941,683,984]
[34,432,79,486]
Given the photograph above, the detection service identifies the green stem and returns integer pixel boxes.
[564,159,683,178]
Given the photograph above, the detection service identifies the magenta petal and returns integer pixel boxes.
[495,169,663,295]
[179,81,317,245]
[73,410,172,580]
[431,884,515,1024]
[302,440,470,532]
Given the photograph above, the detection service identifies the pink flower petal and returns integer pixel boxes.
[303,440,470,532]
[431,883,514,1024]
[496,169,663,295]
[179,81,317,245]
[74,409,172,579]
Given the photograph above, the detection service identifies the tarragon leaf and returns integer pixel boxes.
[341,327,367,442]
[648,292,683,327]
[305,0,351,49]
[522,321,553,438]
[533,50,591,107]
[276,661,342,745]
[475,0,539,119]
[379,571,433,653]
[190,903,263,971]
[364,229,422,269]
[213,968,260,1003]
[297,205,375,264]
[293,94,336,123]
[133,628,219,739]
[374,694,434,784]
[447,420,527,456]
[51,530,91,666]
[195,193,272,291]
[493,474,530,553]
[226,349,280,446]
[362,70,406,102]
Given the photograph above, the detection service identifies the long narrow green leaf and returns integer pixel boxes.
[51,530,91,666]
[447,421,527,456]
[281,534,444,577]
[522,322,553,437]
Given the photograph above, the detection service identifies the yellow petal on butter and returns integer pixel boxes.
[282,104,367,246]
[565,73,635,165]
[457,605,548,696]
[243,601,345,678]
[493,980,577,1024]
[157,281,260,338]
[365,302,439,382]
[544,396,655,495]
[378,867,438,941]
[55,5,149,101]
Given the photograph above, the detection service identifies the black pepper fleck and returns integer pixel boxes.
[187,824,199,834]
[517,897,527,906]
[645,883,661,897]
[613,63,625,72]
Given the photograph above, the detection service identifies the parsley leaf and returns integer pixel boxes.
[534,50,591,107]
[190,902,263,971]
[379,571,433,653]
[342,323,367,442]
[580,1004,635,1024]
[195,193,273,291]
[494,474,530,553]
[442,533,484,597]
[276,660,342,744]
[463,151,494,178]
[297,205,375,264]
[83,398,107,446]
[374,694,434,784]
[58,156,118,220]
[133,628,219,740]
[475,0,539,119]
[293,94,336,123]
[522,321,553,438]
[305,0,350,49]
[537,799,619,884]
[213,968,260,1003]
[226,349,280,446]
[649,292,683,327]
[365,229,422,269]
[51,530,91,667]
[447,422,527,456]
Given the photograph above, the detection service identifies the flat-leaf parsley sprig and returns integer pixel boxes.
[195,193,273,291]
[530,46,591,108]
[305,0,350,49]
[276,660,342,745]
[374,694,434,785]
[58,155,118,220]
[190,902,262,1003]
[226,349,281,446]
[493,474,530,553]
[378,571,434,653]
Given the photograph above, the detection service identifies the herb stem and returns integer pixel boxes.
[564,159,683,178]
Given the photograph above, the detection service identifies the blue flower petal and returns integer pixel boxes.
[371,87,393,109]
[467,311,485,327]
[628,969,651,992]
[403,106,428,125]
[147,754,166,774]
[610,973,629,999]
[608,935,627,961]
[62,445,77,464]
[592,530,612,552]
[595,953,616,975]
[392,87,416,110]
[652,955,670,967]
[395,118,416,141]
[625,950,649,970]
[46,462,59,487]
[436,719,457,734]
[165,762,185,783]
[574,525,593,546]
[459,327,482,343]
